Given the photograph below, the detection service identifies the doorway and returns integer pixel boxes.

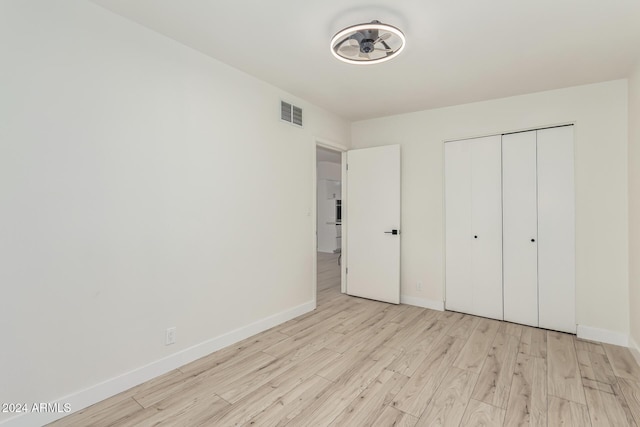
[315,144,343,303]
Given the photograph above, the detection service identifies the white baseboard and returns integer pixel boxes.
[576,324,629,347]
[400,295,444,311]
[0,300,315,427]
[630,336,640,367]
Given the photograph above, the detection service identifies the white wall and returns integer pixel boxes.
[629,61,640,355]
[0,1,349,424]
[316,161,342,253]
[352,80,629,339]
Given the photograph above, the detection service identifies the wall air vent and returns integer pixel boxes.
[281,101,303,127]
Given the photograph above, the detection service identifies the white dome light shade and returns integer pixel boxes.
[330,20,405,65]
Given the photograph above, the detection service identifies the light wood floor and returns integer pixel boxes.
[50,253,640,426]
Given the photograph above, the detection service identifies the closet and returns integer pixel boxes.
[444,125,575,333]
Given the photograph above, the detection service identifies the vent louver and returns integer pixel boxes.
[281,101,303,127]
[292,106,303,126]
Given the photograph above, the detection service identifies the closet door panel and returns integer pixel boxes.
[470,136,503,320]
[537,126,575,333]
[502,131,538,327]
[445,141,473,314]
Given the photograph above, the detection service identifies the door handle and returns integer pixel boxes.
[384,229,399,235]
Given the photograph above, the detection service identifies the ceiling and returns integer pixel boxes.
[90,0,640,121]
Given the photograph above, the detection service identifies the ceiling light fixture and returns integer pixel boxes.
[330,20,405,65]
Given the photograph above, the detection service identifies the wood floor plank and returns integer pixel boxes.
[279,298,350,328]
[619,378,640,425]
[472,332,520,409]
[415,367,479,427]
[577,349,618,386]
[575,339,606,355]
[316,288,345,307]
[453,317,501,374]
[278,299,353,336]
[187,351,277,399]
[285,346,400,427]
[547,331,586,404]
[215,343,335,403]
[387,313,459,377]
[392,335,466,417]
[323,338,403,382]
[215,326,342,405]
[262,326,343,359]
[48,394,143,427]
[447,314,481,340]
[438,309,465,322]
[132,373,223,413]
[316,345,371,383]
[611,382,639,427]
[499,321,524,338]
[503,353,547,427]
[548,396,591,427]
[460,399,506,427]
[384,310,440,351]
[330,302,386,334]
[206,348,342,426]
[325,307,393,351]
[349,320,403,356]
[519,326,547,359]
[590,351,618,385]
[328,369,409,426]
[583,378,616,394]
[178,327,289,377]
[375,406,419,427]
[124,374,188,411]
[245,375,333,427]
[127,369,185,408]
[317,323,401,382]
[603,344,640,381]
[324,307,404,354]
[117,387,229,427]
[272,296,352,326]
[391,304,432,327]
[584,385,637,426]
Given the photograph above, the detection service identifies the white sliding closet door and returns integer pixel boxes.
[445,141,473,314]
[445,135,503,320]
[502,131,538,327]
[537,126,575,333]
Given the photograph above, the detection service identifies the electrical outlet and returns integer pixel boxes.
[165,327,176,345]
[416,281,423,291]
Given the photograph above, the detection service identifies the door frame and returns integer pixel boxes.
[312,138,348,308]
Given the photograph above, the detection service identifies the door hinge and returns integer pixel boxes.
[346,267,348,274]
[346,164,348,171]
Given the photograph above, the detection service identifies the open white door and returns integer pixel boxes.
[345,145,400,304]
